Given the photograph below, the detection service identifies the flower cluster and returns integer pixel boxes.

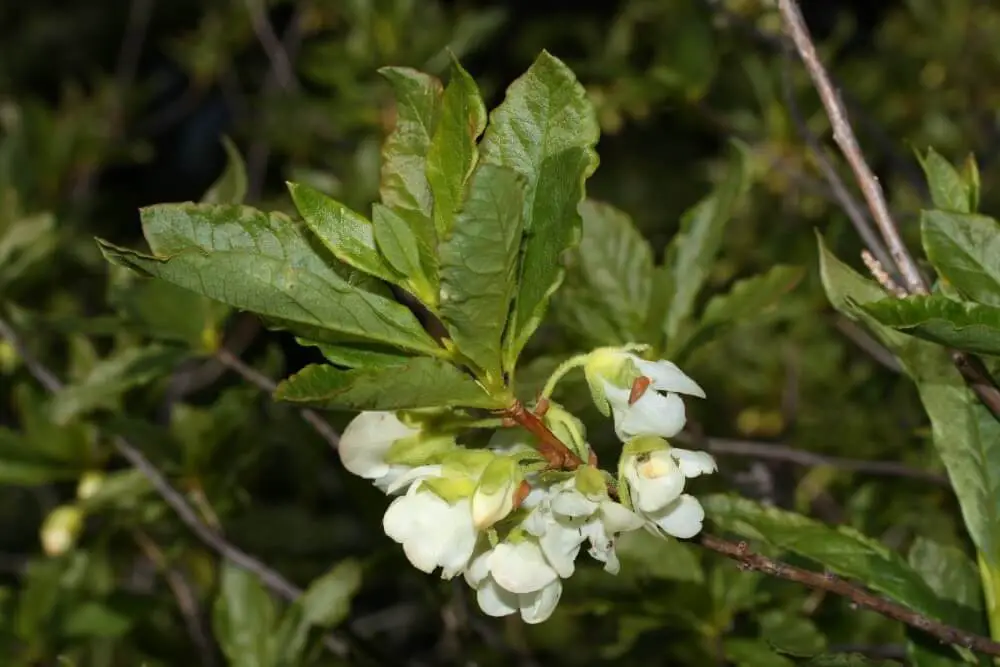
[338,348,718,623]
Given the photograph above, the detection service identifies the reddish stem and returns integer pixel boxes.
[502,400,584,470]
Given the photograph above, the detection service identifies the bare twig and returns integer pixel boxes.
[134,531,217,667]
[833,315,903,373]
[700,534,1000,657]
[0,315,357,660]
[776,0,1000,424]
[777,0,926,296]
[244,3,307,200]
[244,0,300,93]
[778,51,895,273]
[678,434,950,487]
[215,347,341,448]
[861,250,907,298]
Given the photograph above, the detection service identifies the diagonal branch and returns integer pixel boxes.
[776,0,1000,424]
[700,534,1000,657]
[193,342,1000,657]
[776,0,926,296]
[0,315,364,662]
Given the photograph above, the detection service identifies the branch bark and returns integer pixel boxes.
[700,534,1000,657]
[0,315,369,663]
[775,0,1000,423]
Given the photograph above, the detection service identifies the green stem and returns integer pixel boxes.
[540,352,592,399]
[978,552,1000,641]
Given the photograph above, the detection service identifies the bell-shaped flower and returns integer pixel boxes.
[338,411,455,493]
[471,456,523,529]
[41,505,84,556]
[382,475,478,579]
[583,349,704,440]
[465,537,563,624]
[619,437,716,541]
[644,493,706,539]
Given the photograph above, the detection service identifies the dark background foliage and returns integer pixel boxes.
[0,0,994,665]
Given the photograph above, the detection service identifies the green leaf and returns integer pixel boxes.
[97,203,443,356]
[703,495,966,624]
[274,358,501,411]
[299,337,415,369]
[439,164,525,382]
[556,200,654,343]
[273,560,362,665]
[212,564,278,667]
[961,154,981,213]
[0,212,56,287]
[921,210,1000,307]
[425,59,486,238]
[677,264,804,355]
[110,277,230,351]
[805,656,894,666]
[0,428,83,485]
[758,610,826,657]
[724,639,795,667]
[916,147,971,213]
[62,602,132,639]
[663,143,750,341]
[616,531,704,583]
[203,136,248,205]
[860,294,1000,356]
[50,345,183,425]
[479,50,600,370]
[297,560,362,627]
[907,537,983,622]
[371,204,426,288]
[378,66,441,224]
[288,182,398,284]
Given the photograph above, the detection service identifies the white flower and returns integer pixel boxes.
[580,500,645,574]
[471,456,522,529]
[605,381,687,440]
[339,411,418,491]
[382,480,477,578]
[465,540,563,624]
[645,494,706,539]
[622,446,717,513]
[586,350,705,441]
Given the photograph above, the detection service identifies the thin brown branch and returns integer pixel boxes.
[215,347,341,449]
[245,3,307,201]
[244,0,300,93]
[0,315,357,661]
[134,531,217,667]
[502,400,584,469]
[778,52,894,274]
[777,0,1000,425]
[679,434,950,487]
[700,534,1000,657]
[777,0,926,296]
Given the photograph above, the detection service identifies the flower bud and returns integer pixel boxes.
[76,471,105,501]
[40,505,83,556]
[471,457,523,529]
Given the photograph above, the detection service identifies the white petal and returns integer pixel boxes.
[476,577,519,617]
[384,464,443,495]
[619,390,687,440]
[598,500,645,534]
[539,522,584,578]
[633,357,706,398]
[489,541,558,594]
[339,411,416,479]
[670,448,718,478]
[551,490,598,518]
[383,492,454,573]
[650,494,705,539]
[519,580,562,624]
[628,451,685,513]
[439,499,478,579]
[464,547,492,587]
[472,482,515,529]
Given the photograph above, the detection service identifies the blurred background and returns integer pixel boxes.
[0,0,996,665]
